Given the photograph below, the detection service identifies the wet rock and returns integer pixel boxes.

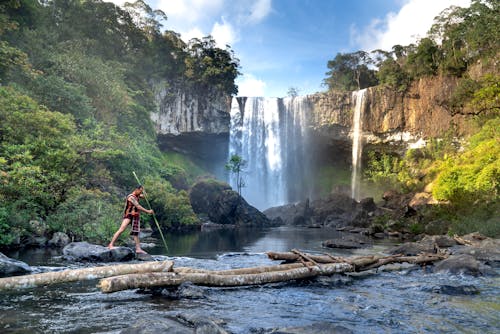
[0,252,32,277]
[259,322,353,334]
[160,282,207,299]
[135,253,153,261]
[429,284,480,295]
[387,242,436,256]
[120,314,228,334]
[433,254,483,276]
[189,179,270,226]
[450,239,500,267]
[359,197,377,212]
[265,193,378,228]
[322,234,370,249]
[48,232,71,248]
[62,242,134,262]
[419,235,457,248]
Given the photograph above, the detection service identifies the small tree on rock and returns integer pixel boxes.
[225,154,246,197]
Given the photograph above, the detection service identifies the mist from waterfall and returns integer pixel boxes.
[229,97,312,210]
[351,89,366,201]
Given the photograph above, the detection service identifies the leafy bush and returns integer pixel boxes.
[46,187,122,243]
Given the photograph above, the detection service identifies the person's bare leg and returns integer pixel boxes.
[133,235,147,254]
[108,218,130,249]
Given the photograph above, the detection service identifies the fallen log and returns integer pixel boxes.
[98,262,354,293]
[0,261,173,291]
[267,251,342,263]
[174,262,309,275]
[266,251,448,271]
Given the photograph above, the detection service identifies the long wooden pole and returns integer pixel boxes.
[0,261,173,291]
[133,171,169,252]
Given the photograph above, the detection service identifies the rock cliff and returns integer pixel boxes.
[151,82,231,174]
[151,76,479,175]
[309,75,477,146]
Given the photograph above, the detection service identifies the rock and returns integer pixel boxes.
[189,179,270,226]
[408,192,439,209]
[322,234,370,249]
[387,242,436,256]
[359,197,377,212]
[160,282,207,299]
[450,239,500,266]
[136,253,153,261]
[120,313,228,334]
[261,322,353,334]
[62,242,134,262]
[265,193,376,228]
[419,235,457,248]
[48,232,71,247]
[429,284,479,295]
[433,254,483,276]
[0,252,32,277]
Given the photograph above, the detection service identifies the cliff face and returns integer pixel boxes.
[309,75,476,146]
[151,84,231,135]
[151,76,478,176]
[151,82,231,176]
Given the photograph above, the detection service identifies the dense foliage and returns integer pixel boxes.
[0,0,240,247]
[324,0,499,93]
[356,0,499,237]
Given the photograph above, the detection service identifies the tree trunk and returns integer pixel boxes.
[266,251,447,271]
[98,262,354,293]
[0,261,173,291]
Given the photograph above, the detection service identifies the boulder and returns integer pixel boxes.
[322,239,364,249]
[120,313,228,334]
[450,239,500,266]
[62,242,134,262]
[0,252,32,277]
[433,254,483,276]
[429,284,479,295]
[260,322,353,334]
[48,232,71,248]
[419,235,457,248]
[387,242,436,256]
[264,193,377,228]
[189,179,270,226]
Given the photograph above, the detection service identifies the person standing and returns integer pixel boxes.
[108,185,153,254]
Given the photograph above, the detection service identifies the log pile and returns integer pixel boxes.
[0,261,173,291]
[0,249,448,293]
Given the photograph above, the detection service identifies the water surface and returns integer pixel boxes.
[1,226,498,333]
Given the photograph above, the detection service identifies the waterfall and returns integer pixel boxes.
[229,96,311,210]
[351,89,366,201]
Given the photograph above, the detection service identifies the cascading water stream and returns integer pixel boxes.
[229,96,311,210]
[351,89,366,201]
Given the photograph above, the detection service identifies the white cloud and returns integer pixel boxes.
[354,0,472,52]
[247,0,272,24]
[181,27,205,42]
[211,18,238,47]
[236,74,267,97]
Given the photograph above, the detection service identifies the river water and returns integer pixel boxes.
[1,226,499,333]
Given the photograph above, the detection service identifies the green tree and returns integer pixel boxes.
[225,154,246,197]
[324,51,378,91]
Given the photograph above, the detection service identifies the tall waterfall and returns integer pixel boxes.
[229,97,312,210]
[351,89,366,201]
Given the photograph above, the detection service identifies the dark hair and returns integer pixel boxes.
[135,184,143,190]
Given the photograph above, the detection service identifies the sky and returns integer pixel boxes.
[107,0,471,97]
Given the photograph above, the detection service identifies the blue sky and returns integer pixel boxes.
[109,0,471,97]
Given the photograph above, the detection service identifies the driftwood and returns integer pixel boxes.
[98,262,353,293]
[0,248,450,293]
[0,261,173,291]
[266,251,448,271]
